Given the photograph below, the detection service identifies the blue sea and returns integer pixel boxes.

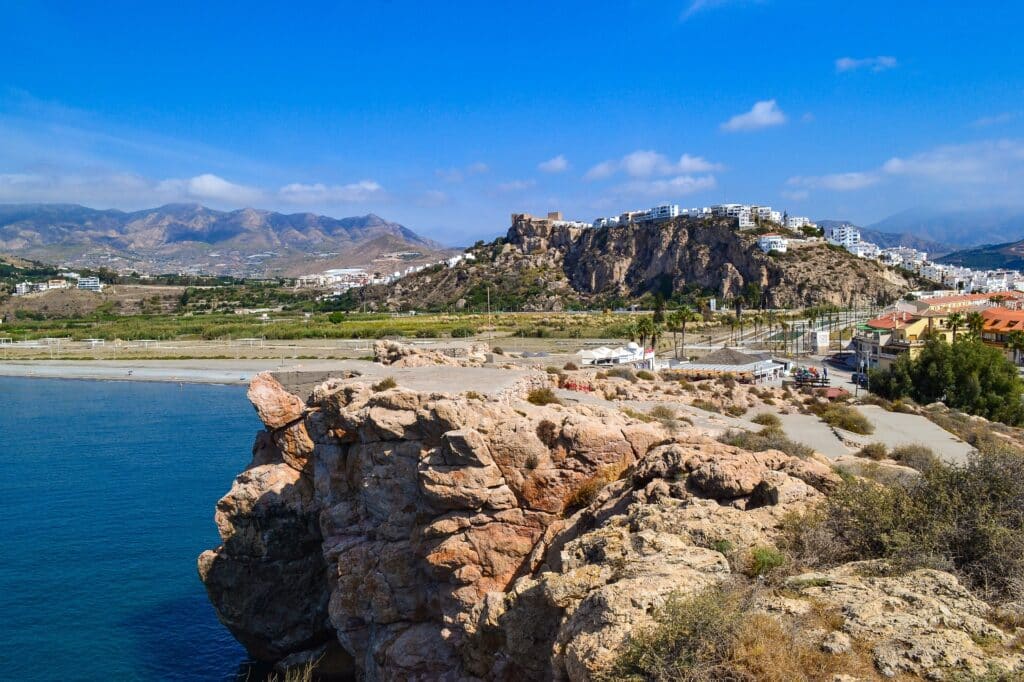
[0,376,265,681]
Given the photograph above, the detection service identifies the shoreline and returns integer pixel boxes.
[0,359,357,385]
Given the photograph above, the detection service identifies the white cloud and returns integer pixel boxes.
[161,173,263,204]
[720,100,786,132]
[681,0,762,21]
[677,153,724,173]
[881,140,1024,184]
[436,162,490,183]
[971,112,1016,128]
[584,160,617,181]
[587,150,724,180]
[781,189,809,201]
[787,172,879,191]
[496,179,536,192]
[538,154,569,173]
[278,180,383,204]
[436,168,464,183]
[784,139,1024,203]
[618,174,717,197]
[467,162,489,175]
[835,56,898,73]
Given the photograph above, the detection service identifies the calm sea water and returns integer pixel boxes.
[0,376,264,681]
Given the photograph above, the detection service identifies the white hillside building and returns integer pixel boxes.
[758,234,788,253]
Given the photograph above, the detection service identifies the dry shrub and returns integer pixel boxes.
[691,398,720,414]
[889,444,938,471]
[719,427,813,460]
[857,442,888,460]
[527,387,562,406]
[536,418,560,447]
[605,583,875,682]
[815,404,874,435]
[563,361,580,371]
[636,370,657,381]
[372,376,397,391]
[751,412,781,428]
[563,461,628,513]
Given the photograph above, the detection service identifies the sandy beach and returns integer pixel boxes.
[0,358,536,396]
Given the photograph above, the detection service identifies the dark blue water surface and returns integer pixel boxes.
[0,376,263,681]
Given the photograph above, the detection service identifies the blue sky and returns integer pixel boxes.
[2,0,1024,244]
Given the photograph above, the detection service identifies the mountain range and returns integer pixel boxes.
[816,220,956,256]
[865,207,1024,248]
[0,203,451,277]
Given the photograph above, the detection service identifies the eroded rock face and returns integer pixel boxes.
[464,441,836,680]
[201,372,1021,681]
[200,372,665,679]
[771,563,1024,679]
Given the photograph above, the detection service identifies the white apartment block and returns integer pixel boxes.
[785,215,815,230]
[14,282,32,295]
[848,242,880,259]
[825,223,861,248]
[758,234,788,253]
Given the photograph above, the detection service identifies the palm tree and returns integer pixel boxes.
[945,312,964,342]
[667,307,699,360]
[635,316,655,352]
[1008,330,1024,366]
[966,311,985,339]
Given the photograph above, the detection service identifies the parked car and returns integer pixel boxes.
[851,371,869,387]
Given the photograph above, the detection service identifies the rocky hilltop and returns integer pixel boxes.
[199,365,1023,680]
[347,214,919,311]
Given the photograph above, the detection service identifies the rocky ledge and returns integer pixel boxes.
[199,372,1024,680]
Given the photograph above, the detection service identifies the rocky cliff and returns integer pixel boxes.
[199,370,1023,680]
[346,215,919,312]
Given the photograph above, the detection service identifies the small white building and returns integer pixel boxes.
[14,282,32,295]
[77,276,104,292]
[786,216,815,230]
[758,233,788,253]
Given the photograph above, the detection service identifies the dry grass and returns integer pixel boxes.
[372,376,397,391]
[563,461,629,513]
[527,387,562,406]
[605,582,884,682]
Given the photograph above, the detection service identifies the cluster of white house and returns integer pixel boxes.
[296,252,477,291]
[13,274,102,295]
[591,203,815,231]
[823,223,1024,294]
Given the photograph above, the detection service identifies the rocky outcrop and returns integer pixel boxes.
[372,339,489,367]
[344,214,920,311]
[201,372,1020,681]
[200,371,665,679]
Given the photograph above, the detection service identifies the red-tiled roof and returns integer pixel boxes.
[866,311,919,330]
[981,307,1024,332]
[919,291,1024,309]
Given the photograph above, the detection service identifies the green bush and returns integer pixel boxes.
[784,442,1024,603]
[450,326,476,338]
[870,337,1024,426]
[750,412,781,428]
[636,370,656,381]
[527,387,561,406]
[745,546,785,577]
